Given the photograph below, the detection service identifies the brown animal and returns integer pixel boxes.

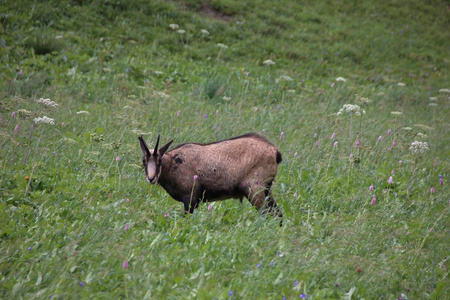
[139,133,283,220]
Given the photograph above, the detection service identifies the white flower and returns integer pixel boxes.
[335,77,346,82]
[336,104,365,116]
[279,75,293,81]
[287,89,296,94]
[33,116,55,125]
[409,141,429,155]
[177,29,185,34]
[154,71,164,75]
[76,111,89,115]
[55,35,64,39]
[217,43,228,49]
[438,88,450,93]
[402,127,412,131]
[36,98,58,107]
[222,96,231,101]
[429,97,438,101]
[416,132,427,139]
[201,29,209,35]
[397,82,406,87]
[169,24,179,30]
[263,59,275,65]
[355,94,372,104]
[391,111,403,116]
[428,103,438,107]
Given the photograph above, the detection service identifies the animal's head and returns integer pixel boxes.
[139,134,173,184]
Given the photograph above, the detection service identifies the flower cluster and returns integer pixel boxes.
[36,98,58,107]
[33,116,55,125]
[355,94,372,105]
[263,59,275,65]
[336,104,365,116]
[409,141,429,155]
[335,77,346,82]
[217,43,228,49]
[168,24,179,30]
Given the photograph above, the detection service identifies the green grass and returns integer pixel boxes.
[1,0,449,299]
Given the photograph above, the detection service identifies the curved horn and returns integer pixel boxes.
[153,134,160,156]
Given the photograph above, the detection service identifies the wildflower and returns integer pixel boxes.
[280,132,284,139]
[333,141,338,147]
[61,122,65,127]
[279,75,293,81]
[168,24,179,30]
[254,107,258,112]
[331,82,335,88]
[164,212,168,218]
[229,291,233,296]
[217,43,228,49]
[263,59,275,65]
[378,136,382,142]
[355,94,372,104]
[335,77,346,82]
[73,127,76,133]
[429,97,438,101]
[391,111,403,116]
[393,140,397,146]
[294,152,298,157]
[257,264,261,268]
[391,169,395,175]
[387,146,391,151]
[12,111,16,118]
[398,160,402,166]
[438,88,450,93]
[336,104,365,116]
[434,159,438,167]
[19,69,23,75]
[204,114,208,119]
[430,187,435,194]
[388,129,392,135]
[439,175,443,186]
[246,72,250,77]
[402,127,412,131]
[300,293,307,298]
[125,223,129,231]
[293,192,297,197]
[315,140,319,147]
[417,132,427,139]
[331,132,335,139]
[388,176,393,184]
[116,156,120,162]
[369,185,374,191]
[270,261,274,266]
[371,195,376,206]
[293,280,299,287]
[349,153,353,159]
[177,110,181,117]
[397,82,406,86]
[177,29,185,34]
[409,141,429,155]
[79,149,83,155]
[355,140,360,148]
[314,133,317,138]
[222,96,231,101]
[79,282,84,287]
[287,89,296,94]
[430,227,434,232]
[200,29,209,35]
[36,98,58,107]
[428,103,437,107]
[154,71,164,75]
[126,198,130,202]
[33,116,55,125]
[28,247,31,250]
[122,260,128,269]
[193,175,198,181]
[207,204,212,211]
[216,110,219,116]
[76,111,89,115]
[14,125,19,134]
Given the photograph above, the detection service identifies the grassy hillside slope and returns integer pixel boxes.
[1,0,449,299]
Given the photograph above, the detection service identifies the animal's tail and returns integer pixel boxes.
[276,151,282,164]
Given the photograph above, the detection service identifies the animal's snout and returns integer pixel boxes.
[147,176,156,183]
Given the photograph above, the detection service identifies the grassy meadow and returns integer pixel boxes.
[1,0,449,298]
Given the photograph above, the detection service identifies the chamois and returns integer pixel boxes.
[139,133,283,220]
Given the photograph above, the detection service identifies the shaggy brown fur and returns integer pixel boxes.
[139,133,283,220]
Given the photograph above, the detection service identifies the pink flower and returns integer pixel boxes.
[61,122,65,127]
[331,82,335,88]
[387,146,391,151]
[398,160,402,167]
[293,192,297,198]
[434,160,438,167]
[388,176,393,184]
[393,140,397,146]
[19,69,23,76]
[280,132,284,139]
[242,67,245,72]
[177,110,181,117]
[391,169,395,175]
[216,110,219,116]
[430,227,434,232]
[294,152,298,157]
[439,175,443,186]
[430,186,435,194]
[164,212,168,218]
[125,223,129,231]
[126,198,130,202]
[388,129,392,135]
[207,204,212,211]
[349,153,353,159]
[193,175,198,181]
[370,195,376,206]
[254,107,258,113]
[369,185,374,191]
[333,141,338,147]
[246,72,250,77]
[116,156,120,162]
[79,149,83,155]
[331,132,336,140]
[314,133,317,138]
[378,136,382,142]
[355,140,361,148]
[122,260,128,269]
[12,111,16,118]
[315,140,319,147]
[14,125,19,134]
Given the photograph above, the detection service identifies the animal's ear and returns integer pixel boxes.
[158,139,173,157]
[139,135,150,157]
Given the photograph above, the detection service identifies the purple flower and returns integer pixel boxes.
[193,175,198,181]
[293,280,299,287]
[122,260,128,269]
[388,129,392,135]
[79,282,84,287]
[300,294,307,298]
[116,156,120,162]
[355,140,361,148]
[270,261,274,266]
[254,107,258,113]
[439,177,443,186]
[430,186,435,194]
[14,125,19,134]
[19,69,23,76]
[387,147,391,151]
[434,160,438,167]
[349,153,353,159]
[79,149,83,155]
[204,114,208,119]
[61,122,65,127]
[293,192,297,198]
[257,264,261,268]
[371,195,376,206]
[229,291,233,296]
[333,141,338,147]
[331,132,335,140]
[388,176,393,184]
[313,133,317,138]
[12,111,16,118]
[164,212,168,218]
[369,185,374,191]
[125,223,129,231]
[430,227,434,232]
[280,132,284,139]
[177,110,181,117]
[393,140,397,146]
[28,247,31,250]
[207,204,212,211]
[391,169,395,175]
[216,110,219,116]
[315,140,319,147]
[378,136,382,142]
